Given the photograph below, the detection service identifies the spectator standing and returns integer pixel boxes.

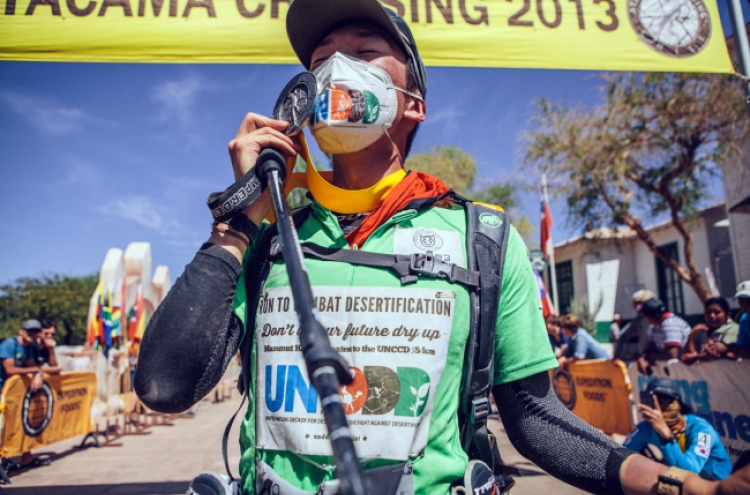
[557,314,609,368]
[31,321,62,373]
[682,298,738,363]
[710,281,750,360]
[545,314,568,357]
[610,313,623,344]
[0,319,52,469]
[625,378,732,481]
[637,299,691,374]
[614,289,657,361]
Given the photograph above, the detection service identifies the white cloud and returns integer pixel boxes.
[64,160,100,186]
[99,195,174,231]
[425,104,466,126]
[151,75,205,126]
[1,92,96,134]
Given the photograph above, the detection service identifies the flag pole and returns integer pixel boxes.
[542,173,560,315]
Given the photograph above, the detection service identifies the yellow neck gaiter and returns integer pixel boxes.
[284,133,406,215]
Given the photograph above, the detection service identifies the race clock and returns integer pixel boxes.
[628,0,711,57]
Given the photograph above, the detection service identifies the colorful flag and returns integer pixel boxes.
[87,282,103,347]
[541,200,553,258]
[535,270,554,318]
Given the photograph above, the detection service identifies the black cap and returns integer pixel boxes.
[21,319,42,332]
[286,0,427,98]
[646,378,691,414]
[638,298,667,319]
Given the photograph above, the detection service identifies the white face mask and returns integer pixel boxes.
[310,52,423,155]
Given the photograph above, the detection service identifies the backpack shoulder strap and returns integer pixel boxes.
[238,205,313,395]
[461,201,516,485]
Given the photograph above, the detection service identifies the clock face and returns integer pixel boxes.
[628,0,712,57]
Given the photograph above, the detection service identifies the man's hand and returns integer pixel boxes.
[30,373,43,392]
[704,341,728,358]
[638,398,672,441]
[227,113,301,226]
[42,335,56,349]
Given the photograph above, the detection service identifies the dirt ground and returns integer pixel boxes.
[1,394,585,495]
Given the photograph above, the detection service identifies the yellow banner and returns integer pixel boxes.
[0,371,95,458]
[549,359,633,435]
[0,0,733,72]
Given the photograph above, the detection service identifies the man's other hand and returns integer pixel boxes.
[30,373,43,392]
[227,113,301,225]
[637,399,672,441]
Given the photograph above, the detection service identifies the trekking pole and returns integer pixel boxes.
[255,148,367,495]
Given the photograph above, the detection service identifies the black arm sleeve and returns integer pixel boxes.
[135,243,245,414]
[492,372,635,495]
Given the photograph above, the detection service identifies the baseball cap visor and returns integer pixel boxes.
[735,280,750,299]
[287,0,410,70]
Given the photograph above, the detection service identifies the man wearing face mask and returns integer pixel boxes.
[624,379,731,481]
[135,1,750,495]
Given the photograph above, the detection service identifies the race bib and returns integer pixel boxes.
[255,286,456,460]
[393,227,466,268]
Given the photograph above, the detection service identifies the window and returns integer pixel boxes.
[655,242,685,315]
[555,260,574,314]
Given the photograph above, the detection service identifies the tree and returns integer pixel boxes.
[524,72,750,303]
[0,274,98,345]
[405,146,533,240]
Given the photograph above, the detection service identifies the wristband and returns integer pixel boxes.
[206,169,263,223]
[657,466,692,495]
[211,223,249,248]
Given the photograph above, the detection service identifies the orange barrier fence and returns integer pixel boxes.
[549,359,633,436]
[0,371,96,458]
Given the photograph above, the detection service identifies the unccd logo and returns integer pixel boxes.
[265,365,430,417]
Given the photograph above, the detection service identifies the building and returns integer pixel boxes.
[722,22,750,284]
[546,204,737,342]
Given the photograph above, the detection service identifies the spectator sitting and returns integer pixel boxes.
[0,319,53,469]
[624,378,732,481]
[609,313,623,344]
[614,289,657,361]
[682,297,739,363]
[636,298,691,375]
[545,314,568,358]
[557,314,609,368]
[712,280,750,360]
[31,320,62,373]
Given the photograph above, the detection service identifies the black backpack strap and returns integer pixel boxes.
[268,242,481,288]
[238,205,313,396]
[461,202,517,485]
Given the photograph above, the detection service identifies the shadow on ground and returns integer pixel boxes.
[1,481,190,494]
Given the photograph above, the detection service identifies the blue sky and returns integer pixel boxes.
[1,2,748,286]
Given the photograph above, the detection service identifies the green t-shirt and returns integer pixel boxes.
[232,199,557,495]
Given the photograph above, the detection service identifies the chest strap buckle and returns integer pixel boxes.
[409,252,455,282]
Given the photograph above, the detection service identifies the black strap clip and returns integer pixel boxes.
[409,251,455,282]
[470,396,490,423]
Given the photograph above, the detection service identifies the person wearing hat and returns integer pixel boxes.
[636,298,691,374]
[614,289,657,361]
[135,2,750,494]
[0,319,53,468]
[705,280,750,360]
[624,378,732,481]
